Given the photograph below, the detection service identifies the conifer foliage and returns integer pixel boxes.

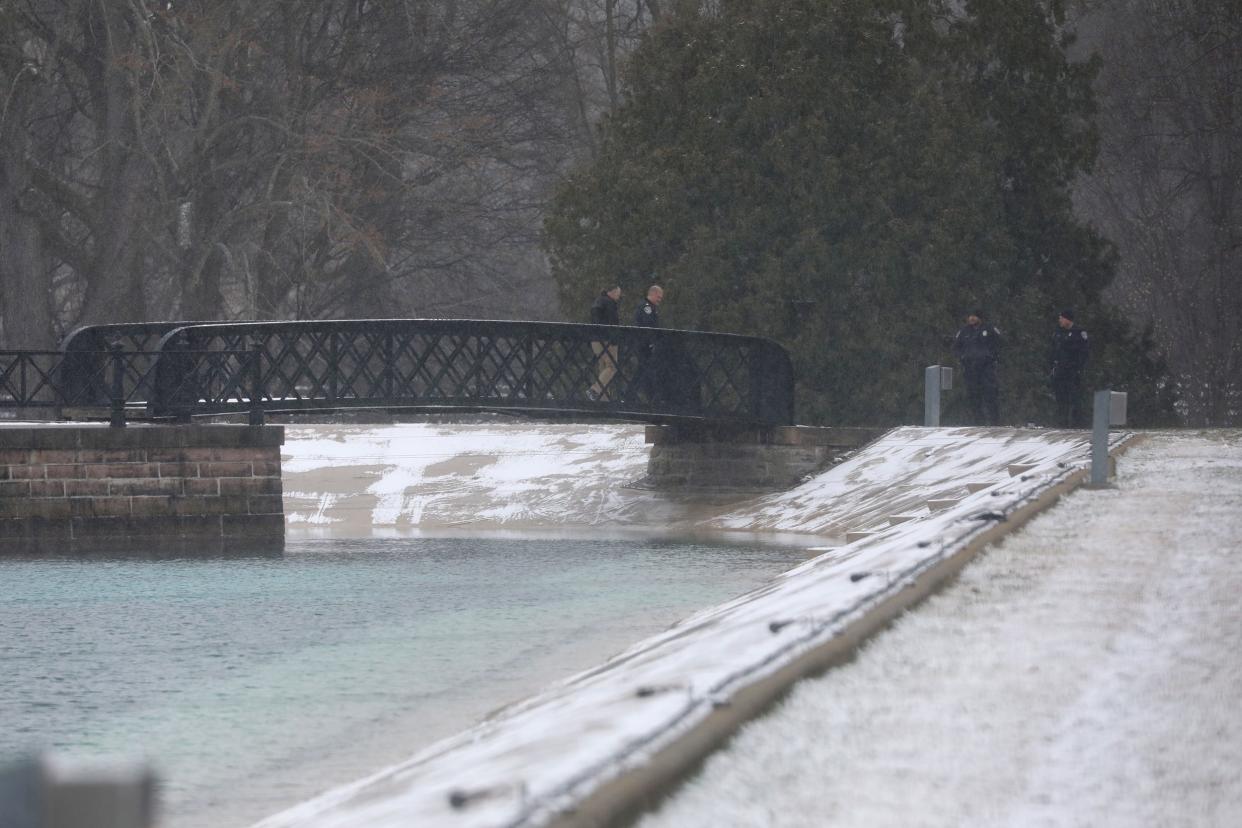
[545,0,1175,425]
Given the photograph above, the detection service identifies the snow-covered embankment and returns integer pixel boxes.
[262,424,1127,827]
[281,423,1108,539]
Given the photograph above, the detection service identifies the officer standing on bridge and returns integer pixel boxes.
[951,309,1003,426]
[634,284,662,327]
[631,285,663,403]
[1049,308,1090,427]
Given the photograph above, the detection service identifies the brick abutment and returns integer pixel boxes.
[0,425,284,554]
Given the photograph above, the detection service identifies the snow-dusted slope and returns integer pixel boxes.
[282,424,1097,539]
[639,430,1242,828]
[705,426,1095,536]
[281,423,660,534]
[258,425,1124,827]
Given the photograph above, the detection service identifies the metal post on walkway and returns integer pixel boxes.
[108,345,126,429]
[248,344,266,427]
[1091,389,1127,486]
[0,755,157,828]
[924,365,953,427]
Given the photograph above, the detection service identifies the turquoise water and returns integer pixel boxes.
[0,537,795,827]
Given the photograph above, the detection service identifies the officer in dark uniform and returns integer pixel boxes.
[633,284,662,327]
[951,309,1003,425]
[1049,309,1090,427]
[630,285,663,404]
[588,286,621,400]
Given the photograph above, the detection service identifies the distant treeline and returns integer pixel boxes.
[1,2,1235,425]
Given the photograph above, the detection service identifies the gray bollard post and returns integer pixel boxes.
[0,755,157,828]
[1091,390,1127,486]
[924,365,953,427]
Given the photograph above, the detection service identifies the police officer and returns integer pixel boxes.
[588,286,621,400]
[630,285,664,403]
[951,309,1002,425]
[1049,308,1090,427]
[634,284,663,327]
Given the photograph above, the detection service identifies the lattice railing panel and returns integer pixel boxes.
[39,319,794,425]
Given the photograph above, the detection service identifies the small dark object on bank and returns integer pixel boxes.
[635,684,683,698]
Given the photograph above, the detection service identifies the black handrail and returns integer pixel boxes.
[0,350,106,407]
[147,319,795,426]
[59,322,212,406]
[60,322,210,353]
[5,319,794,426]
[0,348,244,416]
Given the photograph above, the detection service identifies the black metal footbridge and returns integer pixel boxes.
[1,320,794,427]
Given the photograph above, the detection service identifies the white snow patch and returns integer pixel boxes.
[281,424,653,530]
[707,426,1090,536]
[255,426,1135,828]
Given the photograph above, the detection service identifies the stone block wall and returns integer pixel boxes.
[0,425,284,554]
[645,424,884,489]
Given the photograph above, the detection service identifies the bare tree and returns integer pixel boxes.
[0,0,671,345]
[1,2,158,341]
[1075,0,1242,424]
[0,12,55,346]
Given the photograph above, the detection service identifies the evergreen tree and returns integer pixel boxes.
[545,0,1175,426]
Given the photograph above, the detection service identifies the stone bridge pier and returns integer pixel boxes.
[0,425,284,555]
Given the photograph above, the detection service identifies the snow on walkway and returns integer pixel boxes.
[638,431,1242,828]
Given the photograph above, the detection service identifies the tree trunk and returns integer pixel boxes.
[73,1,149,325]
[0,194,54,348]
[0,80,55,348]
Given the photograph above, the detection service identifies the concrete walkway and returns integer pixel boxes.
[637,431,1242,828]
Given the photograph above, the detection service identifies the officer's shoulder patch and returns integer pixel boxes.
[1081,331,1088,339]
[982,330,988,336]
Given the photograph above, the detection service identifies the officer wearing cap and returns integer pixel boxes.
[951,309,1003,425]
[1049,308,1090,427]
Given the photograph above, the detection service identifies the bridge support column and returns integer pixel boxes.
[643,425,882,490]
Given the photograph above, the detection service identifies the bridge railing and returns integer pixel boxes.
[0,350,110,408]
[8,319,793,426]
[60,322,209,407]
[0,347,257,423]
[147,320,795,425]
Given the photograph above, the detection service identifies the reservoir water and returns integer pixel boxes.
[1,536,796,827]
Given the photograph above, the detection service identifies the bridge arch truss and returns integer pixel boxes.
[53,319,794,427]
